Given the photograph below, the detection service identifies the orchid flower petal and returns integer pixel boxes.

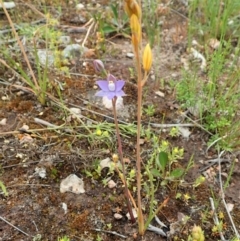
[115,90,126,97]
[107,74,117,82]
[95,90,107,97]
[96,81,109,91]
[115,80,125,91]
[106,92,116,100]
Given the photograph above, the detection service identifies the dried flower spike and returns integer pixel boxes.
[124,0,141,19]
[130,14,141,42]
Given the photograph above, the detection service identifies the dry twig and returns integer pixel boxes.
[0,216,31,237]
[217,150,240,239]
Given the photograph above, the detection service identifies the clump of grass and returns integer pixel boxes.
[188,0,240,42]
[177,1,240,150]
[142,0,161,46]
[0,6,66,105]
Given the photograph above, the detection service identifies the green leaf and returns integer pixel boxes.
[102,25,117,34]
[0,181,8,196]
[169,168,184,179]
[110,4,118,20]
[151,168,161,177]
[176,192,182,199]
[157,151,168,171]
[161,180,168,186]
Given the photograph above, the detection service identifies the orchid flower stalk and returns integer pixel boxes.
[94,61,135,222]
[94,0,154,232]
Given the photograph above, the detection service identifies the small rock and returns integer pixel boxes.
[69,107,81,115]
[62,44,87,59]
[86,120,93,125]
[16,153,24,159]
[126,208,138,220]
[178,126,191,139]
[60,174,85,194]
[226,203,234,213]
[1,96,9,101]
[155,90,165,98]
[37,49,55,67]
[99,157,112,169]
[20,124,29,131]
[59,36,71,45]
[62,203,68,214]
[76,3,84,10]
[0,2,15,9]
[16,91,25,96]
[150,75,155,81]
[114,213,123,220]
[102,96,124,110]
[34,167,47,179]
[126,53,134,58]
[0,118,7,126]
[108,180,116,189]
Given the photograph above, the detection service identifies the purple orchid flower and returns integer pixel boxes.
[95,74,126,100]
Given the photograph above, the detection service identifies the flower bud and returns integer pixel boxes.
[93,59,105,73]
[142,43,152,72]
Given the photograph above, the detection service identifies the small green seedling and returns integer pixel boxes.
[144,104,156,117]
[193,175,206,188]
[0,181,8,196]
[169,127,180,137]
[96,234,103,241]
[58,236,70,241]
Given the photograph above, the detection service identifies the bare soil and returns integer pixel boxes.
[0,1,240,241]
